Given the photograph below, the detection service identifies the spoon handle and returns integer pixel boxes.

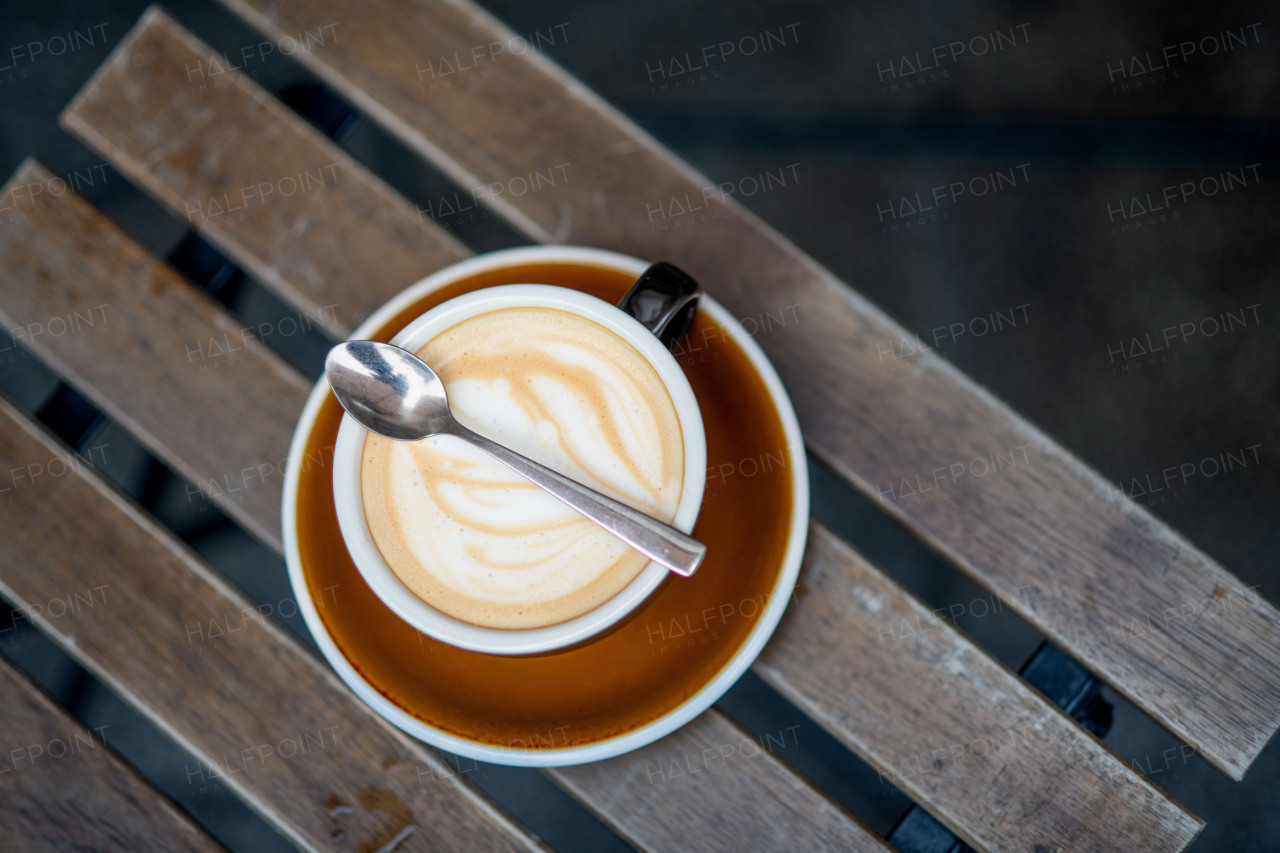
[450,426,707,577]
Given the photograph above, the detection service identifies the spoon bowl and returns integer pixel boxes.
[325,341,452,441]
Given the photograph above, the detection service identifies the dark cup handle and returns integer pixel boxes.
[617,262,701,350]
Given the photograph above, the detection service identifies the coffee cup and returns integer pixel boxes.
[284,245,809,764]
[331,269,707,654]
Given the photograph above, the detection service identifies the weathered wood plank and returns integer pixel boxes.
[212,0,1280,779]
[0,656,225,853]
[553,710,891,852]
[0,160,882,852]
[757,525,1204,852]
[0,163,1200,851]
[0,178,545,853]
[0,158,308,553]
[60,6,469,338]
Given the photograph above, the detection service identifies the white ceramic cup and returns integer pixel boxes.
[331,282,707,654]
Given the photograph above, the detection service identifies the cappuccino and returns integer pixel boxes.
[361,306,684,629]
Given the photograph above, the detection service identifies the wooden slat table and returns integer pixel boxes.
[48,11,1198,849]
[203,0,1280,783]
[0,2,1274,851]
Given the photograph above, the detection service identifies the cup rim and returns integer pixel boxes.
[282,245,810,766]
[331,282,707,654]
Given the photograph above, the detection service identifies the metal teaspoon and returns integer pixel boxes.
[325,340,706,577]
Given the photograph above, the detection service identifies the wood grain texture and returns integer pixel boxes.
[0,159,308,553]
[0,657,225,853]
[59,7,470,338]
[758,525,1204,852]
[553,710,891,852]
[0,160,882,851]
[0,393,546,853]
[211,0,1280,779]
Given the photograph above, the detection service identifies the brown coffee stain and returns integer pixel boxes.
[297,262,796,748]
[325,792,353,817]
[326,792,354,844]
[357,787,416,853]
[1212,587,1226,599]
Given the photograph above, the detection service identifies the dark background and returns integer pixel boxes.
[0,1,1276,850]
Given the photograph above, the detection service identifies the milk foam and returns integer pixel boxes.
[362,307,684,629]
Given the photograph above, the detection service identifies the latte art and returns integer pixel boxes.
[361,307,685,629]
